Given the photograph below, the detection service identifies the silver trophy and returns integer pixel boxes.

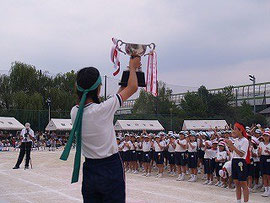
[116,40,156,87]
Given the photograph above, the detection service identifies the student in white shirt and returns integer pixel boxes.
[136,136,143,169]
[152,135,166,178]
[219,160,233,189]
[129,135,138,174]
[187,134,198,182]
[258,132,270,197]
[225,122,249,203]
[175,133,187,181]
[215,142,227,187]
[121,135,131,172]
[203,140,215,185]
[197,133,205,174]
[162,133,169,168]
[246,135,254,192]
[60,57,140,202]
[142,135,152,177]
[117,137,123,160]
[251,139,260,192]
[167,135,176,176]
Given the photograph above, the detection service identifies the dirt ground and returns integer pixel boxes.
[0,150,268,203]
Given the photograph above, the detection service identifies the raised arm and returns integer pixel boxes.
[118,57,140,101]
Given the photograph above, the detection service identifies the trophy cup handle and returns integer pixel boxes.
[144,43,156,56]
[149,43,156,50]
[116,40,127,55]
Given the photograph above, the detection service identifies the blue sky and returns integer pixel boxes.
[0,0,270,93]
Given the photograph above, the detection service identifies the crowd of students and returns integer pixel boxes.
[0,131,67,152]
[116,125,270,199]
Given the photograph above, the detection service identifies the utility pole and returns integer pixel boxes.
[249,74,256,114]
[235,89,238,107]
[170,108,173,131]
[104,75,107,99]
[46,98,51,122]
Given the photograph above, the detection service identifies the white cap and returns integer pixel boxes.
[25,123,30,128]
[255,129,262,134]
[219,170,227,179]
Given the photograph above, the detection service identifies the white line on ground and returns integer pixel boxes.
[128,186,196,203]
[16,195,34,203]
[0,188,78,197]
[0,171,81,202]
[127,176,234,201]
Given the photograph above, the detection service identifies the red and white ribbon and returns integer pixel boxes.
[145,51,158,96]
[111,38,120,76]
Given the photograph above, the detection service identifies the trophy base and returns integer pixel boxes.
[119,70,146,87]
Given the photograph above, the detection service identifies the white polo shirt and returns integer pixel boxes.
[216,151,227,161]
[118,142,124,152]
[122,141,130,152]
[187,142,197,152]
[175,139,187,152]
[168,143,175,153]
[232,137,249,159]
[136,142,142,151]
[204,148,216,159]
[142,141,151,152]
[259,142,270,156]
[20,128,34,142]
[153,141,165,152]
[128,141,137,150]
[70,94,122,159]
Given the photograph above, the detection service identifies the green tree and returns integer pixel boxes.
[133,82,177,115]
[0,75,12,109]
[180,92,207,118]
[9,62,39,94]
[235,101,267,126]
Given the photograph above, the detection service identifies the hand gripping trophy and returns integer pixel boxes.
[111,39,156,88]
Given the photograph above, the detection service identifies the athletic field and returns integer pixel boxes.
[0,150,268,203]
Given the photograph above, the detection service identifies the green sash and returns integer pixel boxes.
[60,76,101,183]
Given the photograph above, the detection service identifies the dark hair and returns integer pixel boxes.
[76,67,101,104]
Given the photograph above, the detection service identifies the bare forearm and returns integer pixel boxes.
[231,145,245,157]
[128,66,138,91]
[117,87,125,94]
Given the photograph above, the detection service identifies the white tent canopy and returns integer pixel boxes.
[114,120,164,131]
[0,117,24,131]
[45,119,72,131]
[182,120,228,131]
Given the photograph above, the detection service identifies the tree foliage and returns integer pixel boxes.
[0,61,77,130]
[131,84,267,131]
[0,61,267,131]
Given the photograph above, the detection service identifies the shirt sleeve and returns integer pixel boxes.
[239,139,249,153]
[222,152,227,160]
[20,129,25,136]
[95,94,122,118]
[162,141,166,147]
[30,130,34,137]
